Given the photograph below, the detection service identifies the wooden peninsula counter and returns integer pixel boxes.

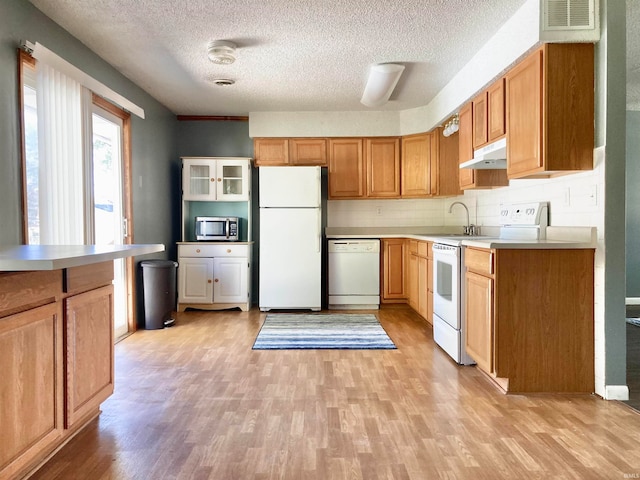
[0,244,164,480]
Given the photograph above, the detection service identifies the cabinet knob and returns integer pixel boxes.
[207,279,212,284]
[214,278,219,283]
[210,178,215,182]
[218,178,222,182]
[196,249,201,253]
[227,249,231,253]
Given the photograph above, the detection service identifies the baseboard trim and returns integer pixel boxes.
[626,297,640,305]
[605,385,630,401]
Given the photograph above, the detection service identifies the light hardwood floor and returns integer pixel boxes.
[31,306,640,480]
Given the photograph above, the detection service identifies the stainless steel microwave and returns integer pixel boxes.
[195,216,239,241]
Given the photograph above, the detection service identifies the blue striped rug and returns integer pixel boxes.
[252,314,396,350]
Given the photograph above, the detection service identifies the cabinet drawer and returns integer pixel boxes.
[64,261,114,295]
[0,270,61,318]
[465,248,494,276]
[179,244,249,258]
[418,241,431,258]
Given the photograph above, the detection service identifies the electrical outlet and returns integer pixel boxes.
[376,206,383,216]
[563,187,570,207]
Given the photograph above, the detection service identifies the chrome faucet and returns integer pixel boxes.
[449,201,477,235]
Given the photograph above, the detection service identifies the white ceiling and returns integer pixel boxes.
[28,0,639,115]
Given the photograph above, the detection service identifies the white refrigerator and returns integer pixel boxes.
[259,166,322,311]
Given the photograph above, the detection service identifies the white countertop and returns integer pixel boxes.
[325,226,596,249]
[0,244,166,271]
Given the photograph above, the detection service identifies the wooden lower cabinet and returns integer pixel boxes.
[404,240,432,324]
[407,251,419,311]
[0,302,64,480]
[0,262,115,479]
[381,239,406,302]
[464,247,594,393]
[64,285,114,428]
[464,271,493,374]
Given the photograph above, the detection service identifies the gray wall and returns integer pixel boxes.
[628,111,640,297]
[599,0,627,388]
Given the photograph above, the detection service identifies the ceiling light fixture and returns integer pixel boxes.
[443,114,459,137]
[207,40,237,65]
[360,63,405,108]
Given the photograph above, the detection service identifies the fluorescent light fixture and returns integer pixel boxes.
[360,63,405,107]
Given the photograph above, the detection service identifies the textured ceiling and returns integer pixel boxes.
[28,0,637,115]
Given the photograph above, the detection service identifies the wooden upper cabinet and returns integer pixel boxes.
[401,133,432,197]
[506,43,594,179]
[254,138,289,166]
[487,78,506,142]
[458,103,475,190]
[366,137,400,198]
[472,91,488,148]
[289,138,327,166]
[458,102,509,190]
[328,138,365,198]
[432,127,462,197]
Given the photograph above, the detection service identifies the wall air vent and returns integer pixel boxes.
[543,0,595,30]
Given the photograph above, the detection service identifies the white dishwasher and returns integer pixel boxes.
[328,239,380,309]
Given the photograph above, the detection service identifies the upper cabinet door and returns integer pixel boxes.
[328,138,365,198]
[366,137,400,198]
[254,138,289,166]
[289,138,327,166]
[458,103,475,189]
[182,158,218,201]
[401,133,432,197]
[216,159,250,201]
[506,49,544,177]
[487,78,506,142]
[472,91,488,149]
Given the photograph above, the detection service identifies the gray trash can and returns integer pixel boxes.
[141,260,178,329]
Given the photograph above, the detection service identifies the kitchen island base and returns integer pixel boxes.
[0,243,164,480]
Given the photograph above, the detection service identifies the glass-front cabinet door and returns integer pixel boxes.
[217,159,250,201]
[183,158,217,201]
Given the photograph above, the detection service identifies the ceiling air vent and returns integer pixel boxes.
[543,0,595,30]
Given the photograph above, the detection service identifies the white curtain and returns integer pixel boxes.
[36,62,85,244]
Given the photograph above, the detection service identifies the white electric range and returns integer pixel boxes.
[431,202,549,365]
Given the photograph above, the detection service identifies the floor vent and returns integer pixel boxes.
[543,0,595,30]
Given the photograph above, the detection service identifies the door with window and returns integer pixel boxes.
[91,105,129,338]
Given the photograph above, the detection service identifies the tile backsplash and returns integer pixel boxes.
[328,154,604,233]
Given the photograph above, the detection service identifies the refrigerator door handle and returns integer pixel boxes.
[317,209,322,253]
[317,167,321,207]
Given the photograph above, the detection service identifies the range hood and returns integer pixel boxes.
[459,137,507,169]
